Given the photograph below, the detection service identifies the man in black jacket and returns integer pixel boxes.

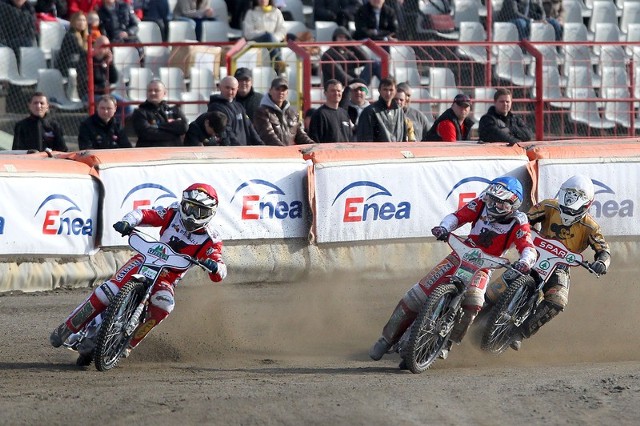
[78,95,132,149]
[131,80,188,147]
[478,88,533,145]
[424,93,475,142]
[207,76,264,146]
[12,92,68,152]
[184,111,231,146]
[234,68,262,122]
[353,0,398,42]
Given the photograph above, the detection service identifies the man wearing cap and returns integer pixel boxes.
[207,76,264,146]
[396,82,432,142]
[356,77,407,142]
[478,88,533,145]
[254,77,314,146]
[308,79,353,143]
[424,93,475,142]
[346,78,370,139]
[234,67,263,122]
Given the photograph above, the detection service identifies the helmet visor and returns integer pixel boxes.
[181,200,214,220]
[485,194,515,215]
[559,203,588,218]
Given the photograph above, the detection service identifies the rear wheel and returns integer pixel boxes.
[94,281,145,371]
[481,275,537,354]
[404,284,459,374]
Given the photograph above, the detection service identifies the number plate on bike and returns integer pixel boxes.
[139,266,158,280]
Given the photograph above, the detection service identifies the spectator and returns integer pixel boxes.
[35,0,70,27]
[184,110,232,146]
[132,79,189,147]
[393,90,416,141]
[308,79,353,143]
[254,77,314,146]
[353,0,398,42]
[345,78,370,139]
[97,0,140,45]
[138,0,170,41]
[242,0,287,74]
[86,35,119,101]
[478,88,533,145]
[207,76,264,146]
[396,82,432,141]
[496,0,546,41]
[56,11,88,81]
[321,26,374,87]
[356,77,407,142]
[67,0,102,17]
[303,108,316,131]
[12,92,68,152]
[424,93,475,142]
[542,0,563,40]
[234,67,263,122]
[172,0,215,41]
[0,0,37,57]
[78,94,132,149]
[313,0,361,30]
[86,9,103,38]
[228,0,251,29]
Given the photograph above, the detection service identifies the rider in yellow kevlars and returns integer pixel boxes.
[486,174,611,351]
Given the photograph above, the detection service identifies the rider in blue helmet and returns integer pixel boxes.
[482,176,523,222]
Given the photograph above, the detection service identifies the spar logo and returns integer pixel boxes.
[580,179,633,219]
[332,181,411,222]
[230,179,303,220]
[121,183,178,210]
[35,194,93,235]
[446,176,492,209]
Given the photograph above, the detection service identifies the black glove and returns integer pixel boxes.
[590,260,607,275]
[201,259,219,274]
[113,221,133,236]
[431,226,449,241]
[512,260,530,274]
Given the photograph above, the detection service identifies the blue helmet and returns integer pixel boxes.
[483,176,523,221]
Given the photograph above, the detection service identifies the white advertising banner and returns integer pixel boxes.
[0,176,99,255]
[537,159,638,236]
[314,158,530,243]
[98,160,309,246]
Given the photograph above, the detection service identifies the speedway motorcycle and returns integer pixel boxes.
[480,229,600,354]
[399,232,512,374]
[62,228,213,371]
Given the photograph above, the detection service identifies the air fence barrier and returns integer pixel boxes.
[1,141,638,293]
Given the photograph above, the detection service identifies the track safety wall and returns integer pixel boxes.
[1,140,638,292]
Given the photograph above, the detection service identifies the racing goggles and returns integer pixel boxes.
[181,200,214,220]
[484,194,515,214]
[559,203,588,217]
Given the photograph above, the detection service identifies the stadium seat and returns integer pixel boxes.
[189,66,215,100]
[112,46,141,84]
[593,22,622,56]
[251,66,278,93]
[314,21,338,42]
[496,45,535,87]
[160,67,187,102]
[0,47,37,86]
[282,20,310,38]
[565,65,616,129]
[168,20,197,43]
[454,0,481,26]
[429,67,457,100]
[457,21,488,64]
[588,0,620,35]
[180,91,206,124]
[128,67,154,102]
[620,0,640,34]
[39,21,66,64]
[563,0,590,23]
[537,65,571,109]
[138,21,163,44]
[472,87,496,126]
[600,65,632,126]
[19,47,47,81]
[36,68,84,110]
[201,21,230,42]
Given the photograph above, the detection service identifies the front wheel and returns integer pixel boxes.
[481,274,537,354]
[94,280,145,371]
[404,283,460,374]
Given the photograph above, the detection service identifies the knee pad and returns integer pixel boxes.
[150,289,175,315]
[94,281,120,306]
[544,285,568,310]
[404,282,428,313]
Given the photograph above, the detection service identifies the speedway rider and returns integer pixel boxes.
[50,183,227,363]
[487,174,611,350]
[369,176,538,363]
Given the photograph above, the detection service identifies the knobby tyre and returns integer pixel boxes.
[94,280,146,371]
[405,283,459,374]
[481,274,537,354]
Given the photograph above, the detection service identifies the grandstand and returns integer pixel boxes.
[1,0,640,149]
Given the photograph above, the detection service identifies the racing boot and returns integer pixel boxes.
[449,310,477,344]
[50,322,72,348]
[369,337,392,361]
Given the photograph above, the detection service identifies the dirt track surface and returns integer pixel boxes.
[2,265,640,425]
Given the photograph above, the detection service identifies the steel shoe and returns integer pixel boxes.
[50,323,72,348]
[369,337,392,361]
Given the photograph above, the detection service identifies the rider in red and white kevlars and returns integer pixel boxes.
[369,176,538,363]
[50,183,227,360]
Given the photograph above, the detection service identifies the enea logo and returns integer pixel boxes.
[34,195,93,235]
[230,179,303,220]
[121,183,178,210]
[587,180,633,218]
[332,181,410,222]
[446,176,492,209]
